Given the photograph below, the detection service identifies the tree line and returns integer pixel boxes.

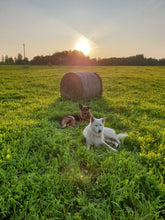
[1,50,165,66]
[1,53,29,65]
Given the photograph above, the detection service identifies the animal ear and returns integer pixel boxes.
[91,115,95,123]
[79,104,83,110]
[102,117,106,123]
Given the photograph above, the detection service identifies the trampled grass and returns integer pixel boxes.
[0,65,165,219]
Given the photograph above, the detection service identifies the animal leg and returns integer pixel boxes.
[59,116,75,129]
[87,143,91,149]
[105,138,119,148]
[71,119,76,127]
[102,141,117,152]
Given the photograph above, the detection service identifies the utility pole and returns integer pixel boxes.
[23,44,25,59]
[23,43,26,67]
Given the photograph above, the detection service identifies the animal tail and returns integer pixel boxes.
[116,133,128,140]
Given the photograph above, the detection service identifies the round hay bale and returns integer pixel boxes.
[60,72,103,100]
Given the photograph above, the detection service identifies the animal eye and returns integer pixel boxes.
[95,125,98,127]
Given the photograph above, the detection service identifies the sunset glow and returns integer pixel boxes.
[75,40,90,55]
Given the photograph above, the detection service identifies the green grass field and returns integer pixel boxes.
[0,65,165,219]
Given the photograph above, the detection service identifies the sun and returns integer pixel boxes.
[75,40,90,55]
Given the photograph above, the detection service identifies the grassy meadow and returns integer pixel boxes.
[0,65,165,219]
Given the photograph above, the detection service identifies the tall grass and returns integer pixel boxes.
[0,65,165,219]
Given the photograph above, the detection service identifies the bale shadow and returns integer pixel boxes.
[47,95,133,153]
[47,95,130,134]
[48,95,110,123]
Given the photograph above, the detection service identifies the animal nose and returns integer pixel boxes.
[98,130,101,133]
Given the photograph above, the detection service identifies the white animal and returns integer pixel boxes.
[83,115,127,151]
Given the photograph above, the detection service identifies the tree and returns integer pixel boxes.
[1,55,5,64]
[15,53,23,64]
[8,57,14,65]
[5,55,9,64]
[159,58,165,66]
[24,57,29,65]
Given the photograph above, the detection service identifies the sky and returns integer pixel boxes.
[0,0,165,60]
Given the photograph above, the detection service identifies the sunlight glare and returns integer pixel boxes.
[75,40,90,55]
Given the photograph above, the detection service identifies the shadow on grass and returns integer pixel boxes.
[46,95,130,152]
[48,95,130,131]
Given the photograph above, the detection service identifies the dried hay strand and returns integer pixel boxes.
[60,72,103,100]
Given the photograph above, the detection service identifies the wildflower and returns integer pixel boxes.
[6,154,11,159]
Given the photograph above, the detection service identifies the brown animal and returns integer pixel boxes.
[59,104,91,129]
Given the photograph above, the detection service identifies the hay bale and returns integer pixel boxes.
[60,72,102,100]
